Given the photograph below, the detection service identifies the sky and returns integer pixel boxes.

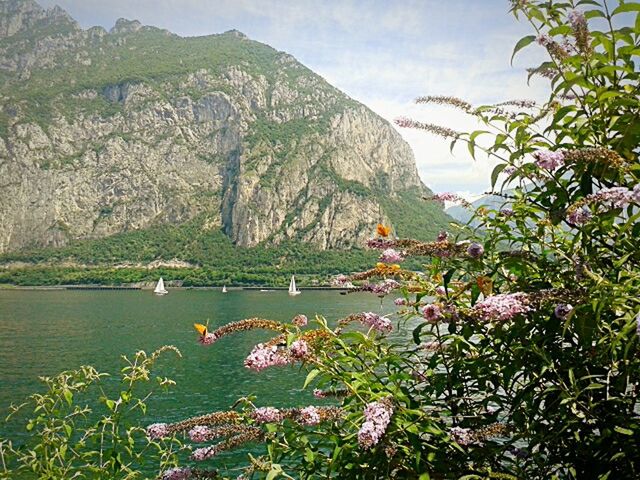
[39,0,552,198]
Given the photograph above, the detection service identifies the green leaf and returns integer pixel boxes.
[303,369,320,389]
[467,140,476,159]
[613,3,640,15]
[63,389,73,406]
[511,35,536,65]
[266,464,283,480]
[443,268,455,290]
[585,9,606,19]
[469,130,489,142]
[491,163,507,190]
[614,426,633,435]
[304,448,315,463]
[412,322,428,345]
[529,7,546,24]
[549,25,572,36]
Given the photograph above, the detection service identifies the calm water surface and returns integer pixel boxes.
[0,289,401,450]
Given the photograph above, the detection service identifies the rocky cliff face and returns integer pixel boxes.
[0,0,449,254]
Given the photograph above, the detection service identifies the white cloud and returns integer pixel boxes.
[37,0,554,195]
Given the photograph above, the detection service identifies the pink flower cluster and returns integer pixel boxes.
[252,407,283,424]
[500,208,514,217]
[199,333,218,345]
[450,426,474,446]
[554,304,573,320]
[366,238,396,250]
[473,293,531,322]
[430,192,471,208]
[357,399,394,449]
[422,304,443,322]
[568,9,586,29]
[589,186,639,208]
[394,297,407,306]
[534,150,565,170]
[567,185,640,225]
[313,389,329,399]
[379,248,404,264]
[162,467,192,480]
[364,279,400,297]
[188,425,213,443]
[435,286,446,296]
[292,314,308,327]
[289,339,309,359]
[437,230,449,241]
[567,206,593,226]
[298,406,321,426]
[192,446,216,461]
[360,312,393,333]
[466,242,484,258]
[536,34,551,46]
[146,423,169,439]
[244,344,290,371]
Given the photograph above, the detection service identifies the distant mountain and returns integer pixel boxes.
[0,0,453,259]
[446,194,510,225]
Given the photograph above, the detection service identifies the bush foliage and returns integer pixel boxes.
[141,2,640,479]
[2,2,639,479]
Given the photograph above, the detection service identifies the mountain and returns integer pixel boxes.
[0,0,452,263]
[446,194,508,225]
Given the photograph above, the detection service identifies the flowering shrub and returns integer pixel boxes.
[142,2,640,479]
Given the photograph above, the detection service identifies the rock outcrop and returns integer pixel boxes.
[0,0,451,254]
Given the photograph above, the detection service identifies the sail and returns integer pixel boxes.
[154,277,168,294]
[288,275,300,295]
[222,285,227,293]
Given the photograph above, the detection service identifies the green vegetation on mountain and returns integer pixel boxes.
[0,0,454,284]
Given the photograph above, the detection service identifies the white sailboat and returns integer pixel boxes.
[154,277,168,296]
[222,285,228,293]
[288,275,301,296]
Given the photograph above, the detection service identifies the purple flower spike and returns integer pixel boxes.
[567,206,592,226]
[162,467,192,480]
[252,407,283,424]
[450,426,474,446]
[467,242,484,258]
[293,314,308,327]
[357,399,394,449]
[290,339,309,359]
[188,425,211,443]
[534,150,565,170]
[554,303,574,320]
[360,312,393,333]
[244,344,289,371]
[379,248,404,263]
[473,293,530,322]
[422,304,443,322]
[146,423,169,439]
[299,406,321,426]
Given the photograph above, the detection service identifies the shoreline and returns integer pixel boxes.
[0,284,347,291]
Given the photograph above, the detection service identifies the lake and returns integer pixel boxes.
[0,288,399,471]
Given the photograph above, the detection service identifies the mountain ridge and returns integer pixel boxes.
[0,0,453,259]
